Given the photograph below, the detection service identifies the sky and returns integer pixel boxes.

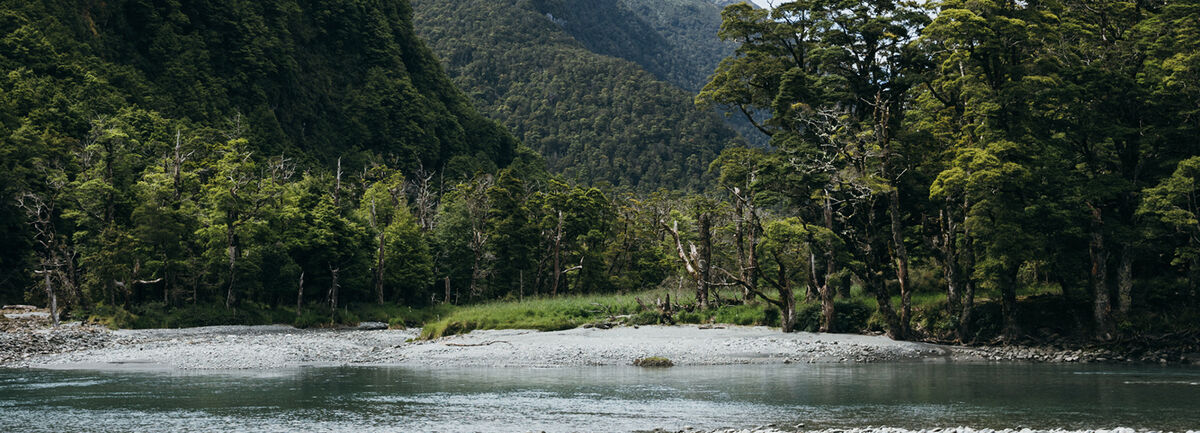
[748,0,775,8]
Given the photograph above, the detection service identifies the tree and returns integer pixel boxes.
[197,137,269,308]
[1140,157,1200,298]
[360,169,433,304]
[916,0,1063,341]
[132,130,200,306]
[748,217,838,333]
[488,168,540,299]
[433,174,496,302]
[701,0,927,339]
[15,167,71,326]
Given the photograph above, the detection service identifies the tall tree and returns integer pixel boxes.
[916,0,1063,341]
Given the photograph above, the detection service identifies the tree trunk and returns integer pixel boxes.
[872,271,901,339]
[1089,207,1113,339]
[296,271,304,316]
[867,210,902,340]
[65,251,87,310]
[470,247,483,298]
[1116,243,1133,318]
[163,265,170,305]
[735,199,750,302]
[781,292,796,333]
[42,266,59,327]
[747,213,760,303]
[888,188,912,337]
[1000,261,1019,341]
[328,266,340,311]
[777,250,795,333]
[939,208,962,341]
[814,252,835,332]
[823,194,848,299]
[225,217,237,309]
[961,278,975,343]
[697,212,712,309]
[552,211,563,296]
[959,197,976,342]
[375,231,386,304]
[333,157,342,208]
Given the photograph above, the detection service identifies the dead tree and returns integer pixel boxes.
[17,190,64,326]
[328,265,340,311]
[663,218,712,309]
[551,210,565,295]
[368,197,387,304]
[405,164,439,232]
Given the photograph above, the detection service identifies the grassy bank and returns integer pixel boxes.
[417,289,876,339]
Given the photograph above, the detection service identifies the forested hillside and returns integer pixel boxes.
[535,0,733,93]
[411,0,742,191]
[0,0,517,304]
[4,0,1199,351]
[535,0,769,148]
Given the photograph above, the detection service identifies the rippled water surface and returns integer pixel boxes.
[1,363,1198,432]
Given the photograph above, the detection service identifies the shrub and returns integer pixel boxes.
[625,311,661,326]
[675,311,703,324]
[709,304,765,326]
[633,356,674,367]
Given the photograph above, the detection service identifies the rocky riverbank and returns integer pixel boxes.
[0,307,112,365]
[2,315,1197,370]
[5,324,950,370]
[959,343,1199,365]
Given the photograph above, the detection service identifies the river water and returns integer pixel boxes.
[1,363,1197,432]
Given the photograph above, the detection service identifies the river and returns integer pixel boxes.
[1,363,1197,432]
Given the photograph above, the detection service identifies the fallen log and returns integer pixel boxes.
[444,340,510,347]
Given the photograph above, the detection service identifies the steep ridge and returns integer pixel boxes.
[412,0,743,191]
[0,0,517,168]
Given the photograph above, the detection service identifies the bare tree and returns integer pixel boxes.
[327,265,340,311]
[462,175,494,298]
[405,164,439,232]
[663,217,713,310]
[16,188,66,326]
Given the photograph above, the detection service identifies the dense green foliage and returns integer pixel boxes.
[691,0,1200,341]
[411,0,742,191]
[0,0,516,304]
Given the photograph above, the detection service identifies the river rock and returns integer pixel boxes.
[356,322,388,331]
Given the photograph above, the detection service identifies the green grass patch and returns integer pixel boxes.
[418,292,647,339]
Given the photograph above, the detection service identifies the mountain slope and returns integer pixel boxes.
[531,0,736,93]
[0,0,517,169]
[532,0,767,146]
[0,0,519,300]
[412,0,742,191]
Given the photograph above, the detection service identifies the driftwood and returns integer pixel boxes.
[444,340,510,347]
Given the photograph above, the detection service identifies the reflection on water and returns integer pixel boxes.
[1,363,1198,432]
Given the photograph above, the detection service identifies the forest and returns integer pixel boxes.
[411,0,745,191]
[3,0,1199,344]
